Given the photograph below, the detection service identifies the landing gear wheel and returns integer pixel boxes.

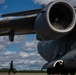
[47,68,60,75]
[69,70,75,75]
[47,68,68,75]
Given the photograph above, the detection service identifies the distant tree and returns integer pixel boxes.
[0,68,17,72]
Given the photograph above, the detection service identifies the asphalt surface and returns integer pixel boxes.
[0,73,47,75]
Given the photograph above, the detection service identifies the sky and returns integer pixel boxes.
[0,0,76,71]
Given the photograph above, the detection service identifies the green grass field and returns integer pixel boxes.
[0,68,46,73]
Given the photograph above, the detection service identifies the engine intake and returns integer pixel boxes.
[35,0,75,40]
[49,2,73,30]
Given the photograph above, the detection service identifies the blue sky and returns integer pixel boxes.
[0,0,41,14]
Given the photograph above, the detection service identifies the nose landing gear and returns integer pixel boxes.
[47,67,76,75]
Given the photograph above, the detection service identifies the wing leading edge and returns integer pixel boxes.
[1,9,41,17]
[0,8,42,36]
[0,9,41,41]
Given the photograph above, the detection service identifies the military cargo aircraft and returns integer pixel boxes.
[0,0,76,74]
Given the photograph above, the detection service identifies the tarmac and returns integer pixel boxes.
[0,73,47,75]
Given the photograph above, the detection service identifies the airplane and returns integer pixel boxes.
[0,0,76,74]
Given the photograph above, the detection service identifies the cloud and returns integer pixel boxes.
[19,52,30,58]
[0,36,10,51]
[0,35,46,70]
[0,0,6,4]
[2,5,8,10]
[23,39,38,51]
[33,0,76,6]
[33,0,54,5]
[3,51,16,55]
[0,44,6,50]
[0,50,46,70]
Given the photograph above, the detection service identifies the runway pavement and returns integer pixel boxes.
[0,73,47,75]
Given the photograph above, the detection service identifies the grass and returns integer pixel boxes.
[0,68,46,73]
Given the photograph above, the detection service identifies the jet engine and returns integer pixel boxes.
[35,0,76,41]
[38,40,57,62]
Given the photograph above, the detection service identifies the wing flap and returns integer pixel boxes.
[0,15,37,36]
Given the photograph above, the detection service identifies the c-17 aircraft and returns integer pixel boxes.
[0,0,76,74]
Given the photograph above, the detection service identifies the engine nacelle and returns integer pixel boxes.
[35,0,76,41]
[38,40,57,62]
[61,49,76,69]
[47,50,76,74]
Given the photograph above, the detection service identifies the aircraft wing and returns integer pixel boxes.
[0,8,42,40]
[2,9,41,17]
[0,8,42,35]
[0,10,39,41]
[0,16,36,37]
[0,0,76,42]
[0,9,41,41]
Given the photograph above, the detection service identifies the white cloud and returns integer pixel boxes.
[25,40,37,47]
[33,0,76,6]
[23,39,38,51]
[3,51,16,55]
[0,0,6,4]
[0,51,46,70]
[19,52,29,58]
[2,5,8,10]
[0,36,8,42]
[33,0,54,5]
[0,36,10,51]
[1,62,9,67]
[13,35,26,43]
[0,44,5,50]
[0,35,46,70]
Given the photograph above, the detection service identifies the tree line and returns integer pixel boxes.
[0,68,46,73]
